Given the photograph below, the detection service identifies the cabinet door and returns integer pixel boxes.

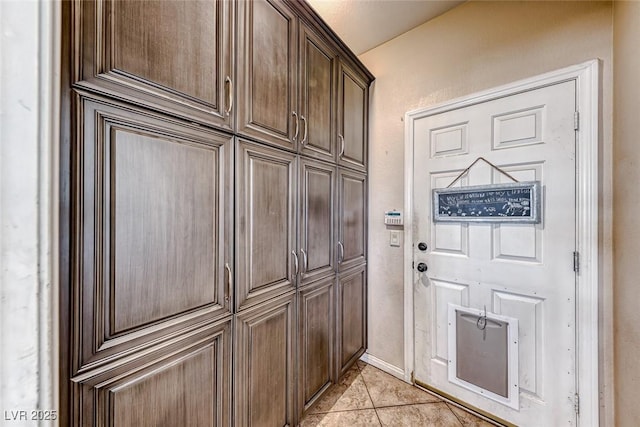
[299,158,336,285]
[235,293,295,427]
[72,93,233,374]
[298,24,336,162]
[337,169,367,272]
[236,140,297,311]
[73,318,232,426]
[337,61,368,171]
[298,277,335,413]
[76,0,233,130]
[336,265,367,377]
[237,0,298,150]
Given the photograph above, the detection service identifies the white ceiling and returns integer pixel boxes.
[307,0,466,55]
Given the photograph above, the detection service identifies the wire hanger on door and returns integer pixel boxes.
[446,156,519,188]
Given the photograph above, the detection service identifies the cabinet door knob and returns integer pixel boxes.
[338,133,345,157]
[416,262,428,272]
[224,263,232,303]
[292,111,299,141]
[300,115,308,145]
[225,76,233,116]
[292,250,299,275]
[300,248,308,273]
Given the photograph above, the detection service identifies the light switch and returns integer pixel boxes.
[389,231,401,247]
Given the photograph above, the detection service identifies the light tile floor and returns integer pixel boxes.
[300,361,498,427]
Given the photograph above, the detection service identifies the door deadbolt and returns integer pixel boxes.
[418,242,428,251]
[417,262,428,272]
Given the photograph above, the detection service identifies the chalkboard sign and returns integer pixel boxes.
[433,181,541,223]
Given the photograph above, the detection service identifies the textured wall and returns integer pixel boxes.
[359,2,613,422]
[613,2,640,426]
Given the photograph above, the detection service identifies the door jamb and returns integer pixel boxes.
[402,60,600,426]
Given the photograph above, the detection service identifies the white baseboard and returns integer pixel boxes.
[359,353,407,383]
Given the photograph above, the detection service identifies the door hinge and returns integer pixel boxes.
[574,111,580,131]
[574,393,580,414]
[573,251,580,273]
[410,370,415,384]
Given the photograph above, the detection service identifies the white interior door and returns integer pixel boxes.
[412,81,577,426]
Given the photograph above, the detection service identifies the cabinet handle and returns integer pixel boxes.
[292,111,299,141]
[300,248,308,273]
[225,76,233,116]
[224,263,232,303]
[292,250,299,275]
[338,133,345,157]
[300,115,308,145]
[338,242,344,264]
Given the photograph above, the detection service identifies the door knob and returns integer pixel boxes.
[417,262,428,272]
[418,242,428,251]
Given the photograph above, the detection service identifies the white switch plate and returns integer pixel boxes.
[389,231,401,247]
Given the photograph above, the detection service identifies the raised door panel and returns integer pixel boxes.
[75,0,233,129]
[299,159,336,285]
[235,293,295,427]
[298,277,335,413]
[337,62,368,171]
[237,0,298,150]
[236,140,297,311]
[299,24,336,162]
[336,265,367,377]
[72,318,231,426]
[337,169,367,272]
[73,93,233,375]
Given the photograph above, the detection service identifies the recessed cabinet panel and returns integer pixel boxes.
[236,140,297,311]
[235,293,295,427]
[338,62,368,171]
[111,131,217,334]
[237,0,297,150]
[337,265,367,376]
[338,169,367,272]
[300,159,336,285]
[299,25,336,162]
[74,93,232,374]
[298,277,335,413]
[76,0,233,129]
[73,319,231,427]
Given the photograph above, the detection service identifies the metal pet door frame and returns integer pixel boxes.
[447,304,520,410]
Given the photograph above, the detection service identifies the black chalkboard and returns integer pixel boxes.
[433,181,541,223]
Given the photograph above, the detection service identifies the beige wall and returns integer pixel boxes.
[359,0,614,421]
[613,2,640,426]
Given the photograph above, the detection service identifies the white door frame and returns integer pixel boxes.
[403,60,600,426]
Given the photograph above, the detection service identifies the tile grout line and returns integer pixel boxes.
[357,362,385,426]
[444,402,467,427]
[373,400,445,410]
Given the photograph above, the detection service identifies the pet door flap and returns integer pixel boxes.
[447,304,520,410]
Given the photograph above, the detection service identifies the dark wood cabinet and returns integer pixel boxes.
[298,24,337,162]
[71,92,233,376]
[336,265,367,377]
[235,139,298,311]
[74,317,232,426]
[75,0,234,130]
[237,0,343,161]
[337,169,367,272]
[299,158,337,285]
[63,1,371,425]
[337,61,368,171]
[237,0,298,150]
[297,277,335,413]
[234,292,295,427]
